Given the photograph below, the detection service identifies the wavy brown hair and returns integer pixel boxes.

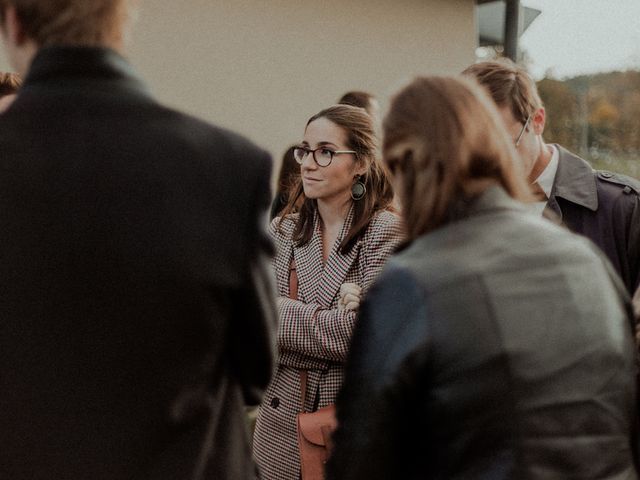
[279,104,394,254]
[383,76,532,241]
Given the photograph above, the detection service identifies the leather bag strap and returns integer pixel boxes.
[289,259,298,300]
[289,258,309,414]
[299,370,308,413]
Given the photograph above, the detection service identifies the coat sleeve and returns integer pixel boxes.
[626,193,640,294]
[327,264,430,480]
[277,214,403,364]
[227,150,278,406]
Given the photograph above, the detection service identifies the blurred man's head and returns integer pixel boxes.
[338,90,380,119]
[0,0,135,75]
[462,60,549,182]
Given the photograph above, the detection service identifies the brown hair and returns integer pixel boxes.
[0,71,21,96]
[462,59,543,124]
[279,104,394,254]
[383,76,531,241]
[337,90,377,116]
[276,146,300,195]
[0,0,130,47]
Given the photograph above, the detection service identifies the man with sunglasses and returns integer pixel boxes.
[464,60,640,296]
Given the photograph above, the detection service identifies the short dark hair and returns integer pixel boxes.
[0,72,21,97]
[337,90,377,115]
[0,0,130,47]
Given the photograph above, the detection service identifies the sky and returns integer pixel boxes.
[517,0,640,79]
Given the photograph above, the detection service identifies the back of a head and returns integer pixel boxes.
[337,90,378,117]
[383,75,531,241]
[0,0,131,47]
[462,59,543,124]
[0,71,21,97]
[276,145,299,192]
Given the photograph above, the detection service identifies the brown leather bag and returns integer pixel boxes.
[289,260,338,480]
[297,372,337,480]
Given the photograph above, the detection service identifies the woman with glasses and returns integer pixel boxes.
[252,104,403,479]
[327,76,638,480]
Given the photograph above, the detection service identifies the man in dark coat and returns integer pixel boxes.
[0,1,276,479]
[464,60,640,295]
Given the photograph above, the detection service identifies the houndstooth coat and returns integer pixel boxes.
[252,206,403,480]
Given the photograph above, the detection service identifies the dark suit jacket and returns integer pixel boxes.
[0,46,276,480]
[547,145,640,294]
[329,186,638,480]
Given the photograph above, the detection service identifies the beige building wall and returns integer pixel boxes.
[0,0,478,164]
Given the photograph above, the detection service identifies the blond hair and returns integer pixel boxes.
[383,75,531,240]
[462,59,543,124]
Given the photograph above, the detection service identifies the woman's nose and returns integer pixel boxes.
[300,151,318,170]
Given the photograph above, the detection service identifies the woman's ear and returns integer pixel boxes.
[354,159,368,178]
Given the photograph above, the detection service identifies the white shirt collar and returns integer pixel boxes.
[533,144,559,198]
[528,145,559,216]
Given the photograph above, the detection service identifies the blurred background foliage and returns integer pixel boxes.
[538,71,640,179]
[476,46,640,179]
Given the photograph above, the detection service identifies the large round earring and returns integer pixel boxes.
[351,175,366,201]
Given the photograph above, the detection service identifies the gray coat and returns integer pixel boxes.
[329,186,638,480]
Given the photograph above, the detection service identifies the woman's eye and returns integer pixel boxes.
[318,148,334,158]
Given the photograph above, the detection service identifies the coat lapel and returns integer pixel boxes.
[313,206,361,307]
[292,211,324,303]
[293,206,362,307]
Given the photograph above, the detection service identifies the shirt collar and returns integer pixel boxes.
[533,144,559,198]
[20,45,152,100]
[548,144,598,212]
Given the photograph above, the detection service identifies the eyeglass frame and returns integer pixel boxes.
[514,113,533,147]
[293,146,357,167]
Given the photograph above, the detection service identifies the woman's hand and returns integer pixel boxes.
[338,283,362,311]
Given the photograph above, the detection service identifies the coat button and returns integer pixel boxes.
[270,397,280,409]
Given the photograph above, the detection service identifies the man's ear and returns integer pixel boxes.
[531,107,546,135]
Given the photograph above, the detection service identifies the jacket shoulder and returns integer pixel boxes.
[156,105,271,164]
[269,214,298,241]
[366,209,402,235]
[596,170,640,196]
